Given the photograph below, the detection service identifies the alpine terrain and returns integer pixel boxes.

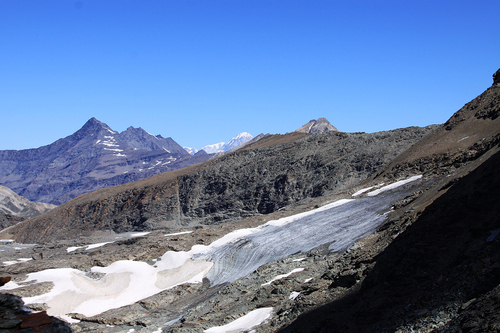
[0,69,499,333]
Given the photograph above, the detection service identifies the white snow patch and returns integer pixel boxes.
[114,153,127,157]
[67,242,114,253]
[204,307,273,333]
[457,136,470,142]
[0,280,22,290]
[367,175,422,197]
[86,242,114,250]
[130,232,150,238]
[3,258,32,266]
[352,185,383,197]
[292,258,307,262]
[165,231,193,237]
[261,268,304,287]
[304,278,313,283]
[289,291,300,300]
[104,148,123,152]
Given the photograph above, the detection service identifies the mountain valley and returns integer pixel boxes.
[1,69,499,333]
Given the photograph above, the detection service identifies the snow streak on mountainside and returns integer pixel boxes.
[0,118,211,205]
[185,132,254,155]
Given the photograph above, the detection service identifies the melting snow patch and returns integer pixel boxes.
[289,291,300,300]
[304,278,313,283]
[165,231,193,237]
[204,307,273,333]
[12,251,213,320]
[3,258,32,266]
[261,268,304,287]
[457,136,470,142]
[130,232,150,238]
[86,242,114,250]
[292,258,307,262]
[352,186,377,197]
[367,175,422,197]
[67,242,114,253]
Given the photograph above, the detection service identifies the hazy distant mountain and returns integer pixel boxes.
[295,118,339,133]
[0,118,212,205]
[0,185,56,218]
[185,132,254,155]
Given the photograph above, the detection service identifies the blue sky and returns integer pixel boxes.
[1,0,498,150]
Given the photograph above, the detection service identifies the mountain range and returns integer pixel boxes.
[0,118,214,205]
[1,70,499,333]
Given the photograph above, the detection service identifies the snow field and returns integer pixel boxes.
[261,268,305,287]
[367,175,422,197]
[203,307,273,333]
[19,251,213,321]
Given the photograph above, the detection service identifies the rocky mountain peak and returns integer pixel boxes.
[79,117,114,134]
[295,118,339,133]
[493,68,500,85]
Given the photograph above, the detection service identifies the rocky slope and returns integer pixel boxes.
[0,118,212,205]
[0,212,24,231]
[1,125,436,243]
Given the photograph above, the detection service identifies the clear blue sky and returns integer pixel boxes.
[1,0,498,150]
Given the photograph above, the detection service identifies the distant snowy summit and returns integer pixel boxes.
[184,132,254,155]
[295,118,339,133]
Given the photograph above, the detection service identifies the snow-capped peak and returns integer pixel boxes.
[184,133,254,155]
[183,147,199,155]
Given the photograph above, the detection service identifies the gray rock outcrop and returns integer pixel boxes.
[295,118,339,133]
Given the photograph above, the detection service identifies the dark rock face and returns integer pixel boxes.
[280,146,500,333]
[4,126,436,243]
[0,293,72,332]
[0,118,212,205]
[493,68,500,85]
[0,212,24,230]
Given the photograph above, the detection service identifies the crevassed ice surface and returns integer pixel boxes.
[196,187,414,286]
